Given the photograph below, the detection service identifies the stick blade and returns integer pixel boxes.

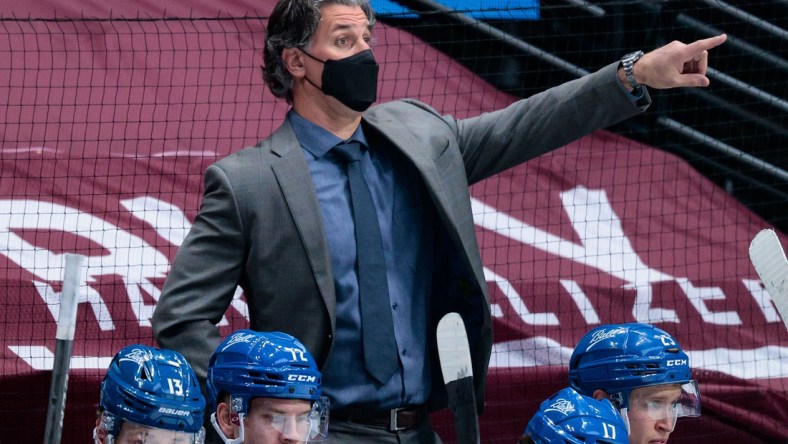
[437,312,480,444]
[436,312,473,384]
[749,229,788,331]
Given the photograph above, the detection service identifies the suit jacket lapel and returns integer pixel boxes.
[363,114,483,285]
[363,114,448,209]
[268,122,336,326]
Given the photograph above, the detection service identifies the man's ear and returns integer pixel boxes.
[592,389,609,401]
[216,401,238,438]
[282,47,306,78]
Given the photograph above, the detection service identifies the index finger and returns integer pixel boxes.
[684,34,727,56]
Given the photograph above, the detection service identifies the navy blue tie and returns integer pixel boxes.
[334,141,398,384]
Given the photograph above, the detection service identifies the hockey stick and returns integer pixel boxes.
[749,229,788,332]
[436,312,480,444]
[44,253,86,444]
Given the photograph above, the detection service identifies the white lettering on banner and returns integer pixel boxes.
[559,280,600,324]
[7,345,113,370]
[474,186,679,323]
[32,278,116,331]
[1,187,784,373]
[0,198,249,330]
[121,196,249,327]
[485,267,559,325]
[489,339,788,378]
[0,199,170,329]
[676,278,742,325]
[472,186,673,285]
[120,196,192,247]
[627,282,680,324]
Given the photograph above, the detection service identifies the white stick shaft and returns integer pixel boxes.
[56,253,85,340]
[44,253,86,444]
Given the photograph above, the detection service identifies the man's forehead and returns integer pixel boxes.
[318,4,371,29]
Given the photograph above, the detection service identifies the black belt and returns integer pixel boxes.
[332,405,428,431]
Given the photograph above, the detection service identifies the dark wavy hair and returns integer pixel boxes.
[263,0,376,103]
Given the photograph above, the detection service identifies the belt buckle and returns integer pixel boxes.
[389,407,406,432]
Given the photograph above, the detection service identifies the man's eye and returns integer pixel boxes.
[337,37,348,46]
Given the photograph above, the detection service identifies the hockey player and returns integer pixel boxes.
[94,344,206,444]
[207,330,329,444]
[569,323,701,444]
[519,387,629,444]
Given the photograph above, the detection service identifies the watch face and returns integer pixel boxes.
[624,51,643,63]
[623,51,643,88]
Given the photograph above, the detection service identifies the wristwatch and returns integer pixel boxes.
[621,50,644,90]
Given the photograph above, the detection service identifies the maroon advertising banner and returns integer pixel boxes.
[0,1,786,443]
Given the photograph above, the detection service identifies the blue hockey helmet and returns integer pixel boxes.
[525,387,629,444]
[207,330,328,443]
[97,344,205,442]
[207,330,322,413]
[568,323,700,418]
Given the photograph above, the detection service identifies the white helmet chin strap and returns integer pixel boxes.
[211,411,246,444]
[618,407,632,435]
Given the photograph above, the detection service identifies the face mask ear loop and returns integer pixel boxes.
[298,48,325,92]
[300,48,324,64]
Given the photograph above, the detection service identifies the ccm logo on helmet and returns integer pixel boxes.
[288,374,317,383]
[158,407,190,416]
[666,359,688,367]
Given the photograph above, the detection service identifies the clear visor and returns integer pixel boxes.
[110,421,206,444]
[622,380,701,431]
[242,396,329,443]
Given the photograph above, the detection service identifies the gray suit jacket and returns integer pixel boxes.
[152,62,647,412]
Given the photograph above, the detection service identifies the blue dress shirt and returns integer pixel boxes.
[288,110,435,410]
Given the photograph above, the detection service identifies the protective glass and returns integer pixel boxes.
[241,396,329,443]
[622,380,701,431]
[111,421,206,444]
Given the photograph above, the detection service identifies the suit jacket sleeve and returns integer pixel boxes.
[452,62,648,184]
[152,162,246,380]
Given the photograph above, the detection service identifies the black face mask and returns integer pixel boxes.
[302,49,379,112]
